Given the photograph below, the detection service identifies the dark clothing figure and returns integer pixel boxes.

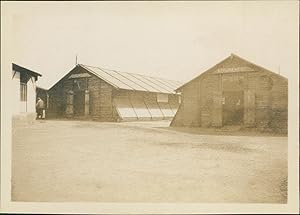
[36,98,45,119]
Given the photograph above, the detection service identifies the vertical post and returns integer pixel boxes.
[244,89,256,127]
[66,90,74,117]
[46,93,49,109]
[211,74,223,127]
[84,90,89,116]
[212,90,223,127]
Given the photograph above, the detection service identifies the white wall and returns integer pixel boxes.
[11,70,20,114]
[27,77,36,113]
[20,102,26,113]
[12,69,37,115]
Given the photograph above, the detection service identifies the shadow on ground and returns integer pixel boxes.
[160,126,287,137]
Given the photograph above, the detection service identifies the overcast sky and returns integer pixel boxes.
[4,1,299,89]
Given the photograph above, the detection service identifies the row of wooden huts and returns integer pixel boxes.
[12,53,288,132]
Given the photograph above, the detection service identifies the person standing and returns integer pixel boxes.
[36,97,45,119]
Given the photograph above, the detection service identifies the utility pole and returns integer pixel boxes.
[75,54,78,66]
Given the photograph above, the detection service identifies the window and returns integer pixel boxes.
[178,96,182,104]
[157,93,168,103]
[20,83,27,101]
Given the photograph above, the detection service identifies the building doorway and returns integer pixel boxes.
[72,78,88,117]
[73,90,85,116]
[222,91,244,125]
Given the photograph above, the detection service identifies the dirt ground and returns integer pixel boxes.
[11,120,287,203]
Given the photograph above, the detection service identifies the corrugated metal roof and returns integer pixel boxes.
[81,65,133,90]
[101,68,149,92]
[120,72,161,92]
[80,64,182,94]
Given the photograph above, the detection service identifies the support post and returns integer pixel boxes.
[46,93,49,109]
[244,89,256,127]
[84,90,89,116]
[66,90,74,117]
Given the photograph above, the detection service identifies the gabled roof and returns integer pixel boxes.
[80,64,183,94]
[176,53,287,91]
[12,63,42,77]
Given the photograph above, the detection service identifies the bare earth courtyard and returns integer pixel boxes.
[12,120,287,203]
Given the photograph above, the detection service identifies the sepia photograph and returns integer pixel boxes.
[1,1,299,214]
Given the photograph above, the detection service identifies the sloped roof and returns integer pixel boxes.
[36,86,48,91]
[80,64,183,94]
[12,63,42,77]
[176,53,287,91]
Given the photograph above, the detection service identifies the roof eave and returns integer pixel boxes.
[12,63,42,77]
[231,53,288,80]
[36,86,49,91]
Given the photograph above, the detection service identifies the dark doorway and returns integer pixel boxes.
[73,91,85,116]
[222,91,244,125]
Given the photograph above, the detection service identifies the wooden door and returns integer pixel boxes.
[222,91,244,125]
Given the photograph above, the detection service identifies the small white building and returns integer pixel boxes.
[12,63,42,124]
